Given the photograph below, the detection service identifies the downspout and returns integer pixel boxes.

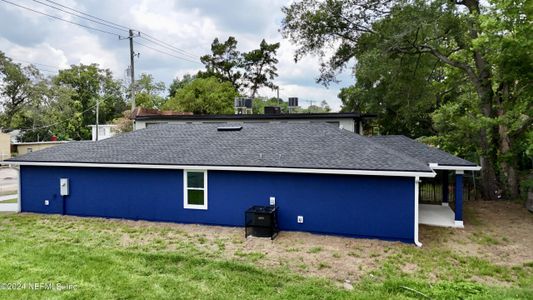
[414,176,422,247]
[16,165,21,213]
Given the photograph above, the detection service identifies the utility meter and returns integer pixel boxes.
[60,178,69,196]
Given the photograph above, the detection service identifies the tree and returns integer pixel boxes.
[0,52,42,129]
[199,37,243,90]
[168,74,195,98]
[242,40,280,98]
[111,110,133,134]
[199,37,281,97]
[53,64,126,139]
[134,73,166,109]
[15,80,80,142]
[281,0,532,200]
[163,77,238,114]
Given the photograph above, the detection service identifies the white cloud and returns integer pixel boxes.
[0,0,354,110]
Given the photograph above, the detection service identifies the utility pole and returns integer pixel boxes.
[95,98,99,141]
[120,30,140,110]
[276,87,280,106]
[129,29,136,111]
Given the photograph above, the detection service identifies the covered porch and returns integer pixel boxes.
[418,167,473,228]
[419,204,461,228]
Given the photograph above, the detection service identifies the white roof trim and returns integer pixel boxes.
[6,161,436,178]
[429,163,481,171]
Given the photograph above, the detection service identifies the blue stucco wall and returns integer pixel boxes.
[20,166,415,242]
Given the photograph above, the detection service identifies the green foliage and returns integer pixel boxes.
[242,39,280,98]
[0,56,128,141]
[163,77,238,114]
[168,74,195,98]
[52,64,126,140]
[199,37,280,97]
[282,0,532,199]
[0,52,42,128]
[134,73,166,109]
[198,37,243,90]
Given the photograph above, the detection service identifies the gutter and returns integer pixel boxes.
[6,161,436,178]
[428,163,481,171]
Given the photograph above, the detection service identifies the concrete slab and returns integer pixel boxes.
[0,203,17,212]
[419,204,462,228]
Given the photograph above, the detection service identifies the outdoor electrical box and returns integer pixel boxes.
[60,178,69,196]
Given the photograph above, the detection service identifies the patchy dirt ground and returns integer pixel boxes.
[63,200,532,285]
[420,201,533,266]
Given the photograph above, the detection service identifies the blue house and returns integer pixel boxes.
[6,123,480,245]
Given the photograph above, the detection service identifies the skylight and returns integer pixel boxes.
[217,126,243,131]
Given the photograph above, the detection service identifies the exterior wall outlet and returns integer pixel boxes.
[297,216,304,223]
[269,196,276,206]
[44,200,49,206]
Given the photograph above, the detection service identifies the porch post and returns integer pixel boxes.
[442,170,449,206]
[454,171,464,228]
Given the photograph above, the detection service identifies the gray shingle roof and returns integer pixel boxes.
[7,123,433,173]
[369,135,476,166]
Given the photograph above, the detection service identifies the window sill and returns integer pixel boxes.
[184,204,208,210]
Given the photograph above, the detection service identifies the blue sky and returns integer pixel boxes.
[0,0,354,110]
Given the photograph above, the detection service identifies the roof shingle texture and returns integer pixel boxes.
[9,123,433,173]
[369,135,476,166]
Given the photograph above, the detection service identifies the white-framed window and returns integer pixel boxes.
[183,170,208,210]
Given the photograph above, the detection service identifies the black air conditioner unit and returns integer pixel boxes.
[245,206,279,239]
[264,106,281,115]
[288,97,298,107]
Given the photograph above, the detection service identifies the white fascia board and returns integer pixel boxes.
[7,161,436,178]
[429,163,481,171]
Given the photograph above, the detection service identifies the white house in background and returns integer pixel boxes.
[88,125,117,141]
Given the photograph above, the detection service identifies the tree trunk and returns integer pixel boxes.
[478,128,501,200]
[461,0,503,200]
[496,84,520,199]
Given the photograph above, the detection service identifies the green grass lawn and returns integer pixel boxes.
[0,212,531,299]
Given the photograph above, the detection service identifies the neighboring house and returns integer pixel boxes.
[0,132,11,160]
[5,123,479,245]
[131,108,376,134]
[13,141,69,155]
[88,125,117,141]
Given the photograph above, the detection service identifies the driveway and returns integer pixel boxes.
[0,167,18,194]
[0,167,18,212]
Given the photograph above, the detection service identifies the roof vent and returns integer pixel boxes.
[217,126,243,131]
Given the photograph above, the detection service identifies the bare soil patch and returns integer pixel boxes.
[420,201,533,266]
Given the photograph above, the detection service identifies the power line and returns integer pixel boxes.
[10,58,60,70]
[40,0,199,59]
[0,0,122,37]
[41,0,129,31]
[3,0,201,64]
[32,0,129,34]
[36,0,199,60]
[139,33,199,60]
[134,41,202,64]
